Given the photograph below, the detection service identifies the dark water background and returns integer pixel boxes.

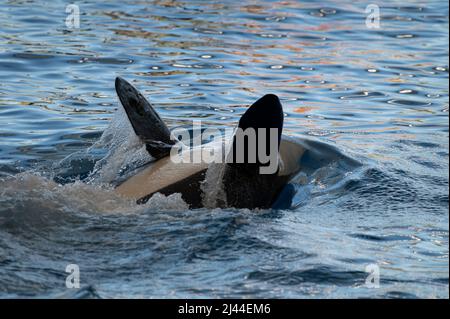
[0,0,448,298]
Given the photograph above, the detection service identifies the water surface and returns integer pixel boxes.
[0,0,448,298]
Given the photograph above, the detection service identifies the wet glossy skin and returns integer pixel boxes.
[0,0,448,298]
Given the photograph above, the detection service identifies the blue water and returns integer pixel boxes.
[0,0,448,298]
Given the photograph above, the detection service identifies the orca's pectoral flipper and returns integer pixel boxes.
[228,94,284,170]
[238,93,284,154]
[223,94,286,208]
[115,77,175,159]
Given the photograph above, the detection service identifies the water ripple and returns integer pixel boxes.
[0,0,447,299]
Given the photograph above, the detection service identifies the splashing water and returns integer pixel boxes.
[0,0,447,299]
[86,103,152,184]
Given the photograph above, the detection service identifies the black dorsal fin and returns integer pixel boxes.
[115,77,175,159]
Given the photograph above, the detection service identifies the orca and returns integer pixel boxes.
[113,77,305,209]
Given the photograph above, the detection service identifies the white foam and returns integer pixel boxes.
[88,102,153,184]
[200,133,234,208]
[0,172,191,215]
[0,172,137,214]
[201,163,227,208]
[141,192,189,211]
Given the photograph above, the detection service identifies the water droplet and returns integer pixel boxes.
[92,92,108,98]
[300,66,314,71]
[320,8,337,15]
[305,80,326,84]
[399,73,415,78]
[78,57,89,63]
[310,11,325,17]
[426,93,441,98]
[172,63,192,68]
[331,87,349,91]
[434,66,447,72]
[201,54,212,59]
[399,89,414,94]
[260,32,286,38]
[396,34,414,38]
[388,15,412,22]
[339,91,384,100]
[193,63,223,69]
[367,68,378,73]
[265,16,286,22]
[151,66,160,70]
[270,65,283,69]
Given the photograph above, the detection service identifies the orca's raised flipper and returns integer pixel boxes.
[238,94,283,143]
[223,94,286,209]
[115,77,175,159]
[227,94,284,168]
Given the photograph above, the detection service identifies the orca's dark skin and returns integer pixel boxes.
[114,77,288,209]
[115,77,175,159]
[137,170,207,207]
[222,93,286,208]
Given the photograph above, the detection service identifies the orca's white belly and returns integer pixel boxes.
[115,137,305,201]
[278,137,305,176]
[115,153,208,200]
